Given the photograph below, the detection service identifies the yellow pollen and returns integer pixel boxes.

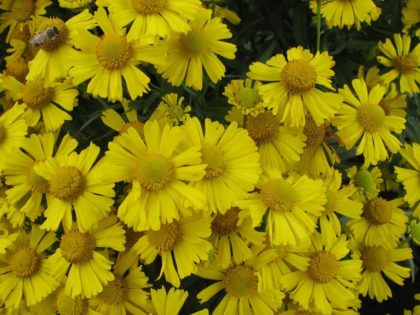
[238,87,260,108]
[276,245,288,258]
[28,164,49,193]
[119,121,144,137]
[363,197,392,225]
[260,179,296,213]
[393,54,417,74]
[0,124,6,144]
[131,0,167,15]
[22,81,54,110]
[211,207,240,236]
[6,57,29,82]
[60,230,96,264]
[182,31,208,56]
[354,169,376,191]
[37,18,69,52]
[49,166,85,201]
[148,221,182,251]
[96,35,131,70]
[8,246,40,278]
[307,251,338,283]
[11,0,35,21]
[361,246,388,272]
[224,265,258,298]
[358,104,386,133]
[98,275,127,305]
[304,115,326,147]
[201,144,227,179]
[56,288,88,315]
[281,59,316,94]
[245,111,279,144]
[134,153,175,191]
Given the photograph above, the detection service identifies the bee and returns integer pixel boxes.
[30,26,60,48]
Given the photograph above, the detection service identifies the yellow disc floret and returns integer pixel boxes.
[393,54,417,74]
[246,111,280,144]
[363,197,392,225]
[281,59,316,94]
[49,166,85,201]
[211,207,240,236]
[22,81,54,110]
[358,105,386,133]
[60,230,96,264]
[97,275,127,305]
[8,246,40,278]
[131,0,167,15]
[11,0,35,21]
[148,221,182,251]
[260,179,296,213]
[134,153,175,191]
[307,251,339,283]
[361,246,388,272]
[224,265,258,298]
[96,35,131,70]
[56,288,88,315]
[201,144,227,179]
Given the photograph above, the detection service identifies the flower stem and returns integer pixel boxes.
[316,0,322,52]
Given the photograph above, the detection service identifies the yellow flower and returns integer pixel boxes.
[58,0,93,9]
[182,117,261,214]
[55,286,100,315]
[213,5,241,25]
[0,224,59,309]
[0,218,18,254]
[103,0,201,39]
[395,143,420,218]
[4,54,29,83]
[157,9,236,90]
[402,0,420,34]
[223,79,266,116]
[133,213,212,287]
[248,47,342,127]
[377,33,420,94]
[282,233,362,314]
[49,215,126,298]
[347,165,383,202]
[104,120,207,231]
[2,76,78,130]
[333,79,405,165]
[34,142,115,232]
[149,93,192,126]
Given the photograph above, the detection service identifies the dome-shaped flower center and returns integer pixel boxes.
[260,179,296,213]
[11,0,35,21]
[60,230,96,264]
[182,31,208,56]
[0,124,6,144]
[98,275,127,305]
[304,115,326,147]
[307,251,338,283]
[6,57,29,82]
[37,18,69,52]
[119,121,145,137]
[22,81,54,110]
[49,166,85,201]
[276,245,288,259]
[354,169,376,192]
[238,87,260,109]
[201,144,227,179]
[28,164,49,193]
[361,246,388,272]
[281,59,316,94]
[56,288,88,315]
[131,0,167,15]
[224,265,258,298]
[148,221,182,251]
[96,35,131,70]
[8,246,40,278]
[358,104,386,133]
[211,207,240,236]
[134,153,175,191]
[245,111,279,144]
[393,54,417,74]
[363,197,392,225]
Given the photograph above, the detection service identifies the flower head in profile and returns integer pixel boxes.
[157,9,236,90]
[377,33,420,94]
[248,47,343,127]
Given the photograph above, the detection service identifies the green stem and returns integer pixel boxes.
[316,0,322,52]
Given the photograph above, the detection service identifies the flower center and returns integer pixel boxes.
[11,0,35,21]
[245,111,279,144]
[361,246,388,272]
[60,230,96,264]
[224,265,258,298]
[0,124,6,144]
[354,169,376,192]
[148,221,182,251]
[304,115,326,147]
[22,81,54,110]
[56,288,88,315]
[96,35,131,70]
[133,153,175,191]
[6,56,29,82]
[130,0,167,15]
[358,104,386,133]
[182,31,208,56]
[260,179,296,213]
[201,144,227,180]
[119,121,144,137]
[281,59,316,94]
[238,87,260,108]
[97,275,127,305]
[49,166,85,201]
[28,163,50,193]
[276,245,288,258]
[8,246,40,278]
[37,18,69,52]
[211,207,240,236]
[393,54,417,74]
[307,251,338,283]
[363,197,392,225]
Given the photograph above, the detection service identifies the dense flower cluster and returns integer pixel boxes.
[0,0,419,314]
